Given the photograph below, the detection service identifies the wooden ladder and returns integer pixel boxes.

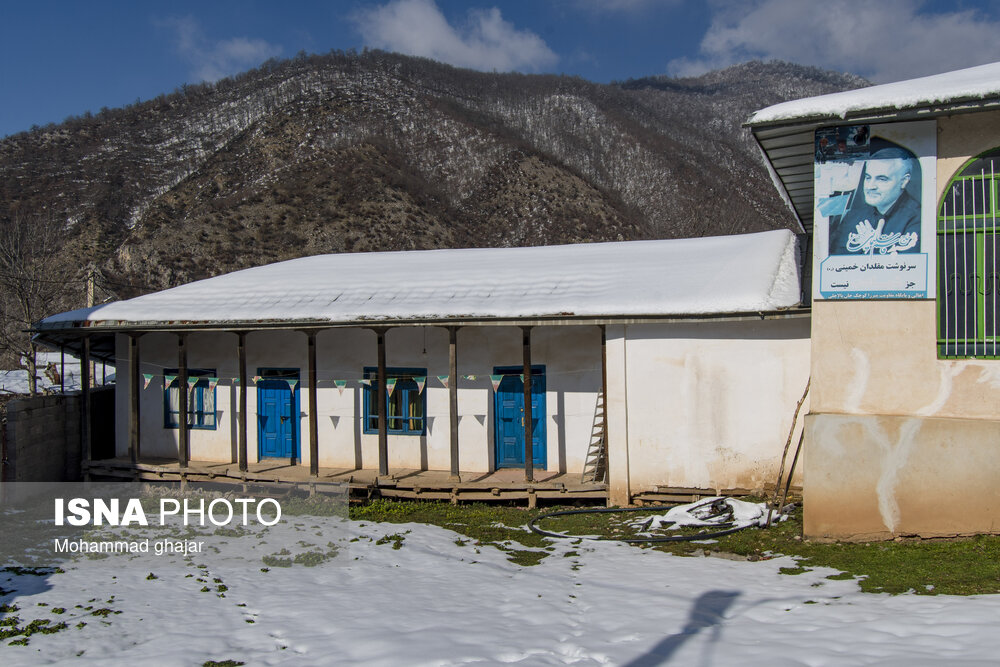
[581,390,607,484]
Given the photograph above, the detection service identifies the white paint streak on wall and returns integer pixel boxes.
[915,362,963,416]
[871,418,922,534]
[844,348,869,413]
[974,364,1000,389]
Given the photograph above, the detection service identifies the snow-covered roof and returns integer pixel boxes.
[37,230,801,331]
[749,61,1000,126]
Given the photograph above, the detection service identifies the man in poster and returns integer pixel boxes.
[828,147,921,255]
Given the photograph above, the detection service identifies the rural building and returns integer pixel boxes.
[748,61,1000,540]
[33,230,809,505]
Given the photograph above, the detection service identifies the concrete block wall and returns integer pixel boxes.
[2,392,82,482]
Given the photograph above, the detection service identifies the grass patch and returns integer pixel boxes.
[0,566,62,577]
[352,500,550,564]
[213,526,251,538]
[546,504,1000,595]
[375,532,408,550]
[261,542,338,568]
[292,551,332,567]
[90,609,119,617]
[506,550,548,566]
[783,534,1000,595]
[1,617,70,645]
[277,495,349,518]
[350,499,1000,593]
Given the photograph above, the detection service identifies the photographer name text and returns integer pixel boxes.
[54,537,204,556]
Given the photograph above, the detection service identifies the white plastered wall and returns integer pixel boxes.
[606,317,811,505]
[115,325,603,473]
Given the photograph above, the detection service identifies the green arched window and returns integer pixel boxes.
[938,147,1000,358]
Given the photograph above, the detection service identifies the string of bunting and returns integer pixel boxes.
[140,371,533,393]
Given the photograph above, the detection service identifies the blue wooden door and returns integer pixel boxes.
[257,374,299,461]
[494,366,545,469]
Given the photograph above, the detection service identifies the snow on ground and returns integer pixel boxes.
[0,353,112,395]
[2,515,999,666]
[0,371,87,396]
[0,370,45,395]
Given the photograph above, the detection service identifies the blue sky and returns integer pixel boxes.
[2,0,999,138]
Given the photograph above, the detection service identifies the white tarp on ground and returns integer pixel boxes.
[2,517,999,665]
[749,61,1000,125]
[638,497,775,530]
[38,230,801,328]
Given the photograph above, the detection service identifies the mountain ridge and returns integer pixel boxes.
[1,52,866,315]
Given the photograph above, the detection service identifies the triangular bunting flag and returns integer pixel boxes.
[187,376,199,390]
[414,376,426,394]
[164,374,177,387]
[386,378,397,396]
[208,377,219,391]
[286,379,298,390]
[252,375,262,384]
[490,374,503,392]
[359,378,371,387]
[519,374,524,382]
[142,373,154,390]
[335,380,347,395]
[437,375,449,388]
[463,374,477,381]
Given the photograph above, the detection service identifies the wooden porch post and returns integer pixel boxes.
[237,332,248,473]
[60,347,65,394]
[522,326,533,482]
[129,334,141,466]
[307,330,319,477]
[448,326,460,481]
[376,328,388,477]
[80,335,92,479]
[177,333,189,468]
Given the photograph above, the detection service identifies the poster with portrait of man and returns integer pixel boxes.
[813,121,936,299]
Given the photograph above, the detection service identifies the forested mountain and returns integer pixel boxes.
[0,51,867,326]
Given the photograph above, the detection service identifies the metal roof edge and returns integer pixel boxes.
[31,309,812,337]
[746,96,1000,130]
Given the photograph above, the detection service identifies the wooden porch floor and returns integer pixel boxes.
[85,456,607,506]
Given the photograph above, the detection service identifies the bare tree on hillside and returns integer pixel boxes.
[0,210,72,394]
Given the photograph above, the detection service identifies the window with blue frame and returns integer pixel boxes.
[164,369,217,429]
[363,367,426,435]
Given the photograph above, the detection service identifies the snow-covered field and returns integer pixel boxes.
[0,352,113,395]
[2,512,999,666]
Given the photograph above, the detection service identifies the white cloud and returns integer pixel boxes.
[353,0,557,72]
[669,0,1000,82]
[572,0,680,14]
[162,17,283,83]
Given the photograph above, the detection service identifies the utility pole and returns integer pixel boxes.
[86,267,95,387]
